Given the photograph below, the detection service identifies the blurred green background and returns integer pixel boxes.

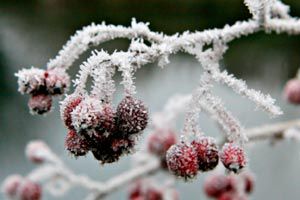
[1,0,300,199]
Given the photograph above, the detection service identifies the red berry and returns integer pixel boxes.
[129,181,143,200]
[71,96,103,132]
[45,69,70,95]
[60,94,82,130]
[92,135,135,164]
[144,188,163,200]
[65,130,90,157]
[204,174,233,198]
[166,142,199,179]
[284,79,300,104]
[18,180,42,200]
[117,96,148,134]
[147,129,177,158]
[241,172,254,194]
[191,136,219,171]
[218,192,247,200]
[2,175,23,198]
[220,143,246,173]
[128,180,163,200]
[28,94,52,115]
[96,104,116,134]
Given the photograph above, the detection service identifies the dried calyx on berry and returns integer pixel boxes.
[45,68,70,95]
[191,136,219,172]
[166,141,199,180]
[220,143,247,173]
[117,96,148,135]
[15,67,47,95]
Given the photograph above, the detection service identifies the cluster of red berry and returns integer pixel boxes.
[61,94,148,164]
[2,175,42,200]
[16,67,70,115]
[165,137,246,180]
[204,172,254,200]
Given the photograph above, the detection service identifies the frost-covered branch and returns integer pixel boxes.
[11,0,300,199]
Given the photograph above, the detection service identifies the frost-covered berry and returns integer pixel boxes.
[128,181,142,200]
[26,140,50,164]
[204,174,233,198]
[60,94,83,130]
[166,142,199,179]
[144,188,163,200]
[191,136,219,171]
[284,79,300,104]
[45,69,70,95]
[15,67,46,95]
[28,94,53,115]
[128,180,163,200]
[220,143,247,173]
[1,175,23,198]
[218,192,247,200]
[92,135,135,164]
[71,96,103,132]
[18,180,42,200]
[147,129,177,158]
[65,130,90,157]
[241,172,254,194]
[96,104,116,133]
[117,96,148,134]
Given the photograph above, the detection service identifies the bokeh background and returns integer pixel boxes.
[1,0,300,199]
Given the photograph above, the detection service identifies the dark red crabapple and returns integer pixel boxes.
[117,96,148,134]
[28,93,52,115]
[166,141,199,180]
[191,136,219,171]
[220,143,246,173]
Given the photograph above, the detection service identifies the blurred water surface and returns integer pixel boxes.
[1,1,300,200]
